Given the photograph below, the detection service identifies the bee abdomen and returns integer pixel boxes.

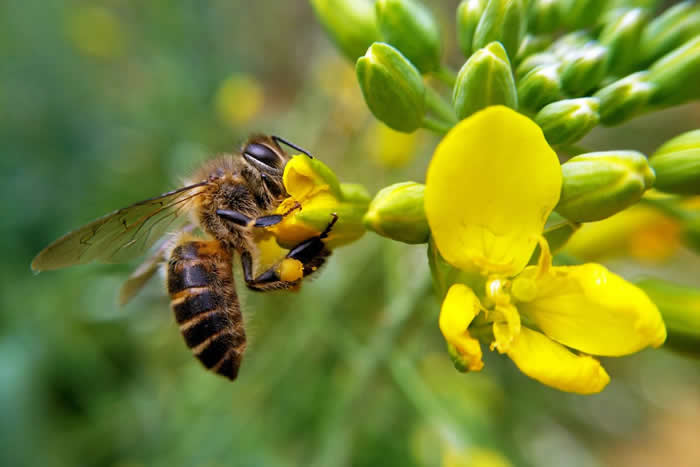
[167,240,245,380]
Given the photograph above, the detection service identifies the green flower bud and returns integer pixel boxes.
[535,98,600,146]
[473,0,526,59]
[561,0,605,30]
[515,34,553,65]
[640,1,700,65]
[598,8,649,76]
[594,72,656,125]
[310,0,380,62]
[647,36,700,107]
[375,0,442,73]
[517,64,562,112]
[456,0,486,58]
[650,129,700,195]
[452,41,518,119]
[527,0,562,35]
[363,182,429,244]
[560,42,609,96]
[637,279,700,358]
[548,31,591,59]
[556,150,656,222]
[356,42,426,132]
[515,51,558,78]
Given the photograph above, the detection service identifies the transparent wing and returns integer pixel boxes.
[32,181,209,271]
[118,225,197,306]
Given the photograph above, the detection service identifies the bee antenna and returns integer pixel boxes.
[271,135,313,159]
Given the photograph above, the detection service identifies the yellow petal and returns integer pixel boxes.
[282,154,342,202]
[506,327,610,394]
[518,263,667,356]
[439,284,484,372]
[425,106,562,277]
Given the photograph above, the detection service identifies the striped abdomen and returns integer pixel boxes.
[167,240,245,380]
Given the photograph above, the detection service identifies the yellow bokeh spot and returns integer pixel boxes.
[66,6,125,59]
[565,204,681,262]
[368,122,422,168]
[215,74,264,127]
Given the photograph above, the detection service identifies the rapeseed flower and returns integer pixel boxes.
[425,106,666,394]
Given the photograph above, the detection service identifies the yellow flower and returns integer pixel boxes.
[267,154,370,250]
[425,106,666,394]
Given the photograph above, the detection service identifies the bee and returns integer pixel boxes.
[32,135,338,381]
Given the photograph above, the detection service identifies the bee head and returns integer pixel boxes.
[242,137,288,173]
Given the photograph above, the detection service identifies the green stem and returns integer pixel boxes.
[421,115,452,135]
[424,85,458,125]
[310,268,433,467]
[433,65,458,88]
[640,195,692,221]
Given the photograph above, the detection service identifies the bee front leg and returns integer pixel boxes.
[241,214,338,292]
[216,202,301,228]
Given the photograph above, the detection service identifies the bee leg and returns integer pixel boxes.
[241,214,338,292]
[217,202,301,228]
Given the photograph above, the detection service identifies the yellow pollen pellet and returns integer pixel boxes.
[277,258,304,282]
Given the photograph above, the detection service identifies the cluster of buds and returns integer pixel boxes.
[306,0,700,391]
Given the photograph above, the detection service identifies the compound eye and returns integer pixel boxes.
[243,143,279,169]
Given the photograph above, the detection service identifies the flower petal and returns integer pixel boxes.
[506,327,610,394]
[425,106,562,277]
[439,284,484,372]
[518,263,667,356]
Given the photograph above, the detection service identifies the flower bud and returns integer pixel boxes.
[548,31,590,59]
[456,0,486,58]
[650,130,700,195]
[310,0,380,62]
[647,36,700,107]
[535,97,600,146]
[598,8,649,77]
[560,42,608,96]
[640,1,700,65]
[637,279,700,358]
[561,0,605,30]
[363,182,430,244]
[527,0,562,35]
[594,72,656,125]
[517,64,563,112]
[515,52,558,78]
[556,150,656,222]
[515,34,553,64]
[356,42,425,132]
[473,0,526,59]
[452,41,518,119]
[375,0,441,73]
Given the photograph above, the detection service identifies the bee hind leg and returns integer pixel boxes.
[241,214,338,292]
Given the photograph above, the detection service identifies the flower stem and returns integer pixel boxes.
[424,85,458,126]
[421,116,452,135]
[433,65,458,88]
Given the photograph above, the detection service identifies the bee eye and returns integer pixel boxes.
[243,143,279,169]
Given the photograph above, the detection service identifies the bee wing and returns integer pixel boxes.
[32,181,209,271]
[118,224,197,306]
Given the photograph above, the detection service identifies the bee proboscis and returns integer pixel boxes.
[32,135,337,380]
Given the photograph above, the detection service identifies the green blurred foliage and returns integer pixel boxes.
[2,1,700,467]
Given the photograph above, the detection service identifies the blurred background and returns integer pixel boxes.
[2,1,700,466]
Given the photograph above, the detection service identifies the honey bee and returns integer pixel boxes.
[32,135,338,381]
